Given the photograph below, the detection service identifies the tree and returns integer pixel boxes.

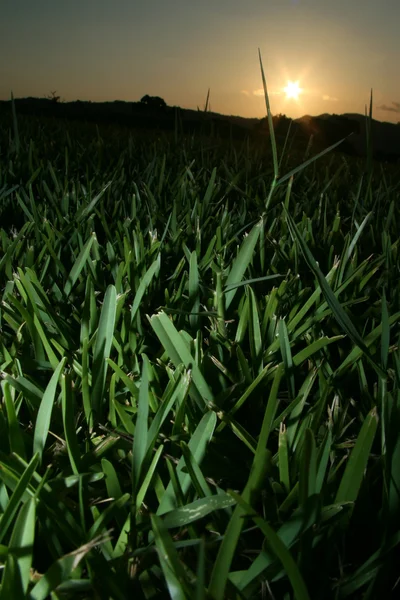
[140,95,167,110]
[46,90,61,103]
[254,113,291,134]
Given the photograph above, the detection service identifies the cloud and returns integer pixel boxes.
[377,101,400,114]
[322,95,338,102]
[253,88,281,97]
[241,90,250,96]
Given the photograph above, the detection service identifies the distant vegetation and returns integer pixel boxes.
[140,94,167,109]
[1,94,400,163]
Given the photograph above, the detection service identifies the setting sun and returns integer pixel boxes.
[284,80,302,100]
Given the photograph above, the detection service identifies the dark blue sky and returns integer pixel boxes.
[1,0,399,121]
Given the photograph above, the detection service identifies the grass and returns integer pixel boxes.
[0,55,400,599]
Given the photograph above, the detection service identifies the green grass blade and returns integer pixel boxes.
[150,514,190,600]
[208,447,270,600]
[224,218,263,310]
[64,233,95,297]
[0,453,40,544]
[2,381,26,460]
[78,181,112,221]
[33,357,66,462]
[335,407,379,504]
[180,441,213,498]
[162,493,236,529]
[30,535,111,600]
[61,374,82,475]
[157,411,217,515]
[279,423,290,493]
[92,285,117,418]
[8,497,36,594]
[228,490,311,600]
[276,136,353,186]
[150,310,214,408]
[258,49,278,181]
[132,357,149,488]
[0,553,22,600]
[279,318,295,399]
[284,207,385,378]
[130,257,160,323]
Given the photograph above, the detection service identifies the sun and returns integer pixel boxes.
[284,80,302,100]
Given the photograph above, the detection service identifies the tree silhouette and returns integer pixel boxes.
[140,95,167,109]
[46,90,61,103]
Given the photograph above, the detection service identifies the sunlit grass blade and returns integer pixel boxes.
[157,411,217,515]
[33,357,66,462]
[136,445,163,511]
[284,206,385,378]
[7,497,36,595]
[224,218,263,310]
[2,381,26,460]
[248,285,262,369]
[279,318,295,399]
[224,274,283,293]
[61,373,82,475]
[92,285,117,419]
[162,493,236,529]
[150,514,190,600]
[78,180,112,221]
[279,423,290,493]
[180,441,213,498]
[335,407,378,504]
[64,232,95,296]
[0,453,40,544]
[149,310,214,408]
[258,49,279,183]
[189,250,200,329]
[132,357,149,489]
[130,257,160,323]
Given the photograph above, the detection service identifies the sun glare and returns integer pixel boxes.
[284,80,302,100]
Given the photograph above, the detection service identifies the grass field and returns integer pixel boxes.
[0,60,400,599]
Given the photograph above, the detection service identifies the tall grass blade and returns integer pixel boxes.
[92,285,117,418]
[335,407,378,504]
[33,357,66,462]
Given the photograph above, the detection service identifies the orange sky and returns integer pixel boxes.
[1,0,399,123]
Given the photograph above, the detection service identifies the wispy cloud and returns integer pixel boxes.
[322,95,338,102]
[241,88,282,98]
[252,88,281,97]
[377,101,400,114]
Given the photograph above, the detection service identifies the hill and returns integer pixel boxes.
[0,97,399,162]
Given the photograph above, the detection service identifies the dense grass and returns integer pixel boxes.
[0,73,400,599]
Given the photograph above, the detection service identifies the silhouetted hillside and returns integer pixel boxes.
[0,97,399,162]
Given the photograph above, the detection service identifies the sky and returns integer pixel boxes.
[1,0,399,123]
